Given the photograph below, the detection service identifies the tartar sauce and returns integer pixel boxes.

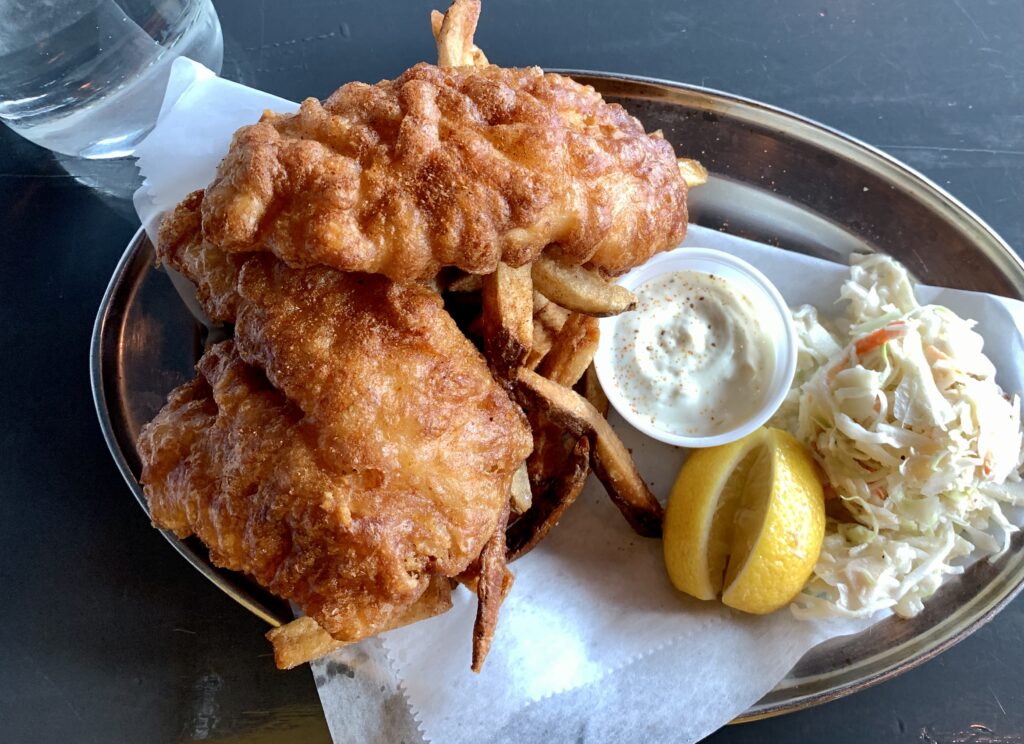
[610,270,775,436]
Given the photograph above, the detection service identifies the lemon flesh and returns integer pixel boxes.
[663,428,825,614]
[663,428,769,600]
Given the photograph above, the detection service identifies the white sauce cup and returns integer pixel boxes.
[593,247,797,448]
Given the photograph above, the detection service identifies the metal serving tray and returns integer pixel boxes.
[91,72,1024,721]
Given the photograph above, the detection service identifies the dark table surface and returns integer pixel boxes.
[2,0,1023,741]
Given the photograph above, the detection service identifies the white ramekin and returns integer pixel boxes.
[593,247,797,448]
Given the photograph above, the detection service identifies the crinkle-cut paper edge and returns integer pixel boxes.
[379,631,431,744]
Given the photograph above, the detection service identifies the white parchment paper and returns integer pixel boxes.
[132,57,296,246]
[131,58,1024,744]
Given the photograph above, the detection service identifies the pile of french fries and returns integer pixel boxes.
[267,0,706,672]
[468,260,665,539]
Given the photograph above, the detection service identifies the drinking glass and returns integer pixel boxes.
[0,0,223,159]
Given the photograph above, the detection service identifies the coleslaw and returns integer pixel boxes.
[771,254,1024,619]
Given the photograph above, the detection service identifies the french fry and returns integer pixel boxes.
[528,307,598,488]
[507,435,590,561]
[266,617,348,671]
[582,363,609,418]
[526,292,570,369]
[481,261,533,380]
[472,502,512,672]
[266,577,454,669]
[534,291,571,333]
[525,412,570,490]
[537,313,600,388]
[515,368,663,537]
[527,322,554,370]
[446,272,483,293]
[677,158,709,188]
[433,0,489,68]
[532,257,637,317]
[510,462,532,515]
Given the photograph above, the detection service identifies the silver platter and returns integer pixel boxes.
[91,73,1024,722]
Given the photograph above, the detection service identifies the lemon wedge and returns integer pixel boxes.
[663,427,825,614]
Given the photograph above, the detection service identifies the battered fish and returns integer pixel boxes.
[140,0,685,668]
[139,242,532,642]
[157,189,245,322]
[199,62,689,282]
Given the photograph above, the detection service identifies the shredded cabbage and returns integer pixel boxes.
[775,254,1024,620]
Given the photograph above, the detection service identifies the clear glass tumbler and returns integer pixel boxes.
[0,0,223,159]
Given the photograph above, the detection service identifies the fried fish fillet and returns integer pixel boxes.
[142,0,685,664]
[157,189,245,322]
[199,62,689,282]
[139,252,532,642]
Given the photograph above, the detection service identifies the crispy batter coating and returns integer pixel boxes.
[141,0,692,666]
[233,257,534,580]
[200,63,688,282]
[157,190,246,323]
[138,264,532,641]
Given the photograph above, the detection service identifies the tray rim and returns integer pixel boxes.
[90,71,1024,725]
[90,226,288,627]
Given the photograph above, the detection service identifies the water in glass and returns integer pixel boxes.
[0,0,222,158]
